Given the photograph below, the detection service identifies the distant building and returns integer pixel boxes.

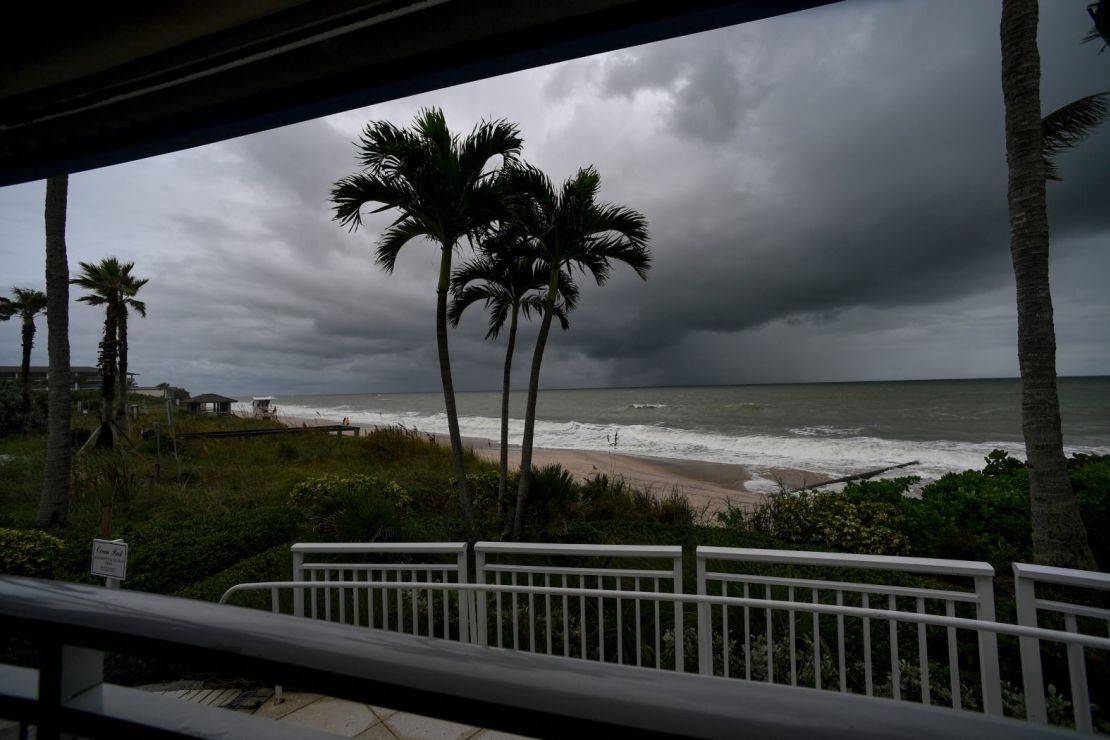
[182,393,237,415]
[0,365,101,390]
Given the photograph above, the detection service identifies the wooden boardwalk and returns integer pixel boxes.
[179,425,360,439]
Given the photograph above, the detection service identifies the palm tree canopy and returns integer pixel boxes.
[504,164,650,287]
[1042,91,1110,180]
[1084,0,1109,48]
[0,288,47,322]
[449,241,579,338]
[330,107,524,269]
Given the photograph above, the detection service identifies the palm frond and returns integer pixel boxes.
[331,173,407,230]
[447,284,497,327]
[1042,91,1110,180]
[459,118,523,182]
[376,217,431,273]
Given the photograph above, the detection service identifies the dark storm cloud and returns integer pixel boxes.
[1,0,1107,394]
[527,0,1110,376]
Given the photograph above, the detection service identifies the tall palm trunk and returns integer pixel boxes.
[38,175,71,529]
[498,305,520,517]
[513,271,558,541]
[437,246,478,542]
[1001,0,1095,569]
[116,305,129,434]
[19,314,35,436]
[96,295,119,449]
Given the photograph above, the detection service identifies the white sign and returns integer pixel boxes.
[90,539,128,580]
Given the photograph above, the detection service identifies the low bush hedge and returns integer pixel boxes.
[0,527,64,578]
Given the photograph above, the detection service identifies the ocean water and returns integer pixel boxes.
[239,377,1110,493]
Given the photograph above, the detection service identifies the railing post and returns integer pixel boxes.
[475,548,488,647]
[457,548,471,644]
[1013,565,1046,724]
[673,552,684,673]
[696,550,711,675]
[37,644,104,740]
[973,574,1003,716]
[292,549,304,619]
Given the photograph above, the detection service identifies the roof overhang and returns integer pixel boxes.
[0,0,837,186]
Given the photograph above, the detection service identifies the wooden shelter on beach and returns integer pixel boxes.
[181,393,237,415]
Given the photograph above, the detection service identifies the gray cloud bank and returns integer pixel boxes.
[1,0,1107,396]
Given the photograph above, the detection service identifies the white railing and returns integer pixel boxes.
[474,542,685,670]
[696,547,1002,714]
[217,543,1110,734]
[1015,562,1110,734]
[290,542,471,641]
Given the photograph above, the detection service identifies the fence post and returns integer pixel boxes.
[37,644,104,740]
[1013,565,1047,724]
[974,574,1003,715]
[475,549,487,647]
[292,549,304,619]
[673,552,684,673]
[457,548,471,644]
[696,551,711,675]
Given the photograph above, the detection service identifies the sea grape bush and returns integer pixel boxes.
[720,451,1110,568]
[0,527,64,578]
[291,473,411,542]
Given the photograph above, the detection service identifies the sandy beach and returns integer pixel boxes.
[276,413,831,515]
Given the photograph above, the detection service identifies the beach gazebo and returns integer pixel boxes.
[182,393,237,415]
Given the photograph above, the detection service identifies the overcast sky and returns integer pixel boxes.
[1,0,1107,396]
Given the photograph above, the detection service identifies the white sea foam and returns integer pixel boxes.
[238,401,1110,489]
[630,403,668,409]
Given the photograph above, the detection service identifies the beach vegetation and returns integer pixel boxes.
[0,287,47,436]
[330,107,524,542]
[503,163,651,541]
[999,0,1098,569]
[449,234,578,521]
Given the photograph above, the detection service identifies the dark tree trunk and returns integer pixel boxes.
[436,245,478,542]
[96,294,120,449]
[512,273,558,541]
[498,305,520,517]
[1001,0,1096,569]
[116,306,128,434]
[38,175,71,529]
[19,314,34,436]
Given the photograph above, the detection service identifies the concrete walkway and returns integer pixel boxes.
[253,691,529,739]
[146,683,531,739]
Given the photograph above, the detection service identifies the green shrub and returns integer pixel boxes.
[290,473,410,509]
[177,542,293,604]
[0,528,64,578]
[723,490,910,556]
[291,473,410,542]
[118,508,303,594]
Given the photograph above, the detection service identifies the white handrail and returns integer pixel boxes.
[698,547,995,577]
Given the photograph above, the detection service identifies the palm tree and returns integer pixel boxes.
[506,165,650,541]
[0,287,47,435]
[71,257,139,449]
[331,107,523,541]
[448,236,578,518]
[114,272,148,434]
[38,174,71,528]
[1000,0,1095,569]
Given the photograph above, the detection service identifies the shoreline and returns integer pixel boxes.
[272,412,832,514]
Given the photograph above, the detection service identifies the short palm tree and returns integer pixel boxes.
[71,257,143,449]
[505,164,650,541]
[448,235,578,518]
[331,107,523,542]
[0,287,48,435]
